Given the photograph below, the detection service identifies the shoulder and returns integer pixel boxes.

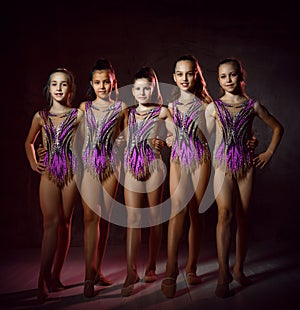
[159,106,169,117]
[79,101,87,111]
[205,102,216,114]
[76,108,84,120]
[120,101,129,111]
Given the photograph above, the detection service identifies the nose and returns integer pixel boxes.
[183,74,188,81]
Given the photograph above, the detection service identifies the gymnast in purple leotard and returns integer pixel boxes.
[205,58,284,298]
[121,66,174,297]
[77,59,128,298]
[25,68,84,304]
[161,55,212,299]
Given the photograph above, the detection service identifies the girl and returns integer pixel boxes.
[205,58,284,298]
[25,68,83,303]
[77,58,128,298]
[161,55,212,298]
[121,66,174,297]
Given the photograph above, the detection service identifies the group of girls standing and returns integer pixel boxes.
[25,55,284,303]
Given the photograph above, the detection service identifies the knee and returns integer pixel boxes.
[84,210,99,226]
[127,209,142,228]
[43,216,59,230]
[218,208,233,225]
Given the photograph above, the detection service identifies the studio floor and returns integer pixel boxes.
[0,237,299,310]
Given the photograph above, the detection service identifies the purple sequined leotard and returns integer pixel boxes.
[82,101,122,182]
[124,106,163,181]
[171,99,210,171]
[213,98,256,178]
[40,108,79,187]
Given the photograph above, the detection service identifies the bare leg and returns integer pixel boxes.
[145,181,164,279]
[96,174,119,283]
[165,163,191,279]
[37,176,61,302]
[186,161,210,277]
[214,168,235,297]
[52,180,78,287]
[215,169,235,283]
[123,174,144,290]
[233,168,254,285]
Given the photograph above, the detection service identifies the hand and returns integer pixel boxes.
[246,136,258,153]
[36,144,46,174]
[115,135,125,147]
[253,151,272,169]
[165,135,175,148]
[151,138,166,151]
[37,144,47,160]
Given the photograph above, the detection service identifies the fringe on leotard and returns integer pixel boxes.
[40,108,78,187]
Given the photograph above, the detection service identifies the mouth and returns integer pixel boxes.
[181,83,189,87]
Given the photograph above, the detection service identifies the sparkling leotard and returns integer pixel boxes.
[40,108,79,187]
[124,106,163,181]
[170,99,210,171]
[213,98,256,178]
[82,101,122,182]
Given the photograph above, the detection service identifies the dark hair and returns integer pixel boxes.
[44,67,76,109]
[173,54,212,103]
[86,58,118,101]
[132,66,163,105]
[217,58,246,96]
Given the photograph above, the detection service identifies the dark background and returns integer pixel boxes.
[1,1,299,249]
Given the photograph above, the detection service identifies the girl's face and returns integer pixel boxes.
[173,60,197,93]
[91,69,115,100]
[49,72,71,104]
[132,78,154,105]
[218,62,240,94]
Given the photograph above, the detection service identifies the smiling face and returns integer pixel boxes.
[132,78,154,105]
[91,69,115,100]
[173,60,197,93]
[218,62,241,94]
[49,72,71,104]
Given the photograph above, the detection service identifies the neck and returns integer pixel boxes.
[179,90,195,103]
[222,92,247,103]
[93,97,113,106]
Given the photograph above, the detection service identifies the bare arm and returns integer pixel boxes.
[24,112,46,174]
[253,101,284,168]
[204,102,216,137]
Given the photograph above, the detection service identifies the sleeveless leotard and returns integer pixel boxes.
[170,99,210,171]
[124,106,163,181]
[213,98,256,178]
[82,101,122,182]
[40,108,79,187]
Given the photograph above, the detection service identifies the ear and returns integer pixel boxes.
[112,79,117,88]
[173,73,177,83]
[90,80,93,87]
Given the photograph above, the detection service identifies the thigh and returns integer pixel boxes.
[214,168,235,212]
[39,175,61,219]
[60,179,78,220]
[191,161,211,207]
[169,163,193,205]
[101,173,119,219]
[236,168,254,215]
